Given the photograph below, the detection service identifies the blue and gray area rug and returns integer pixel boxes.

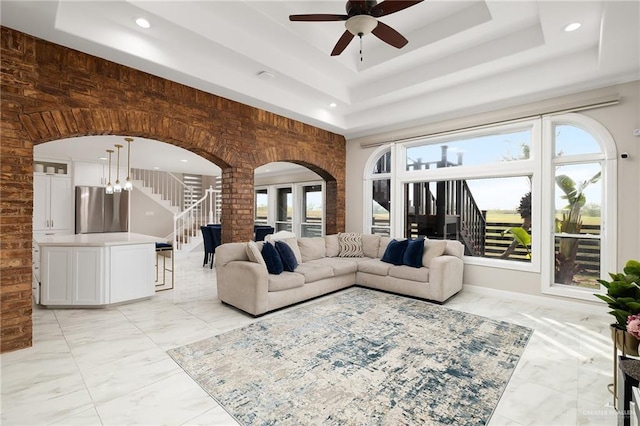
[168,288,532,425]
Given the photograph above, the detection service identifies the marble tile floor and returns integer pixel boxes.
[1,250,619,425]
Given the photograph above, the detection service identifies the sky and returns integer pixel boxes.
[405,125,602,212]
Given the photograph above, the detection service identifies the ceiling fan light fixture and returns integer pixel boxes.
[345,15,378,36]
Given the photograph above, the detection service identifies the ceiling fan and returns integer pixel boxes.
[289,0,424,57]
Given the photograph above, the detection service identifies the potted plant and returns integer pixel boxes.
[594,260,640,355]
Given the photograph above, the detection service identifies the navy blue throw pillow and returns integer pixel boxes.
[381,239,409,266]
[261,242,284,275]
[403,238,425,268]
[275,240,298,272]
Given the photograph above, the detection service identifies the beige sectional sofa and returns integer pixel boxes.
[215,233,464,316]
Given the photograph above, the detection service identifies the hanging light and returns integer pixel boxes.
[124,137,133,191]
[114,144,123,193]
[105,149,114,194]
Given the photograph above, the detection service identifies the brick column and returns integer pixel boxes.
[221,167,255,243]
[325,179,343,235]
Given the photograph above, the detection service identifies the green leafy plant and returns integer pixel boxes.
[594,260,640,329]
[501,226,531,259]
[555,171,601,284]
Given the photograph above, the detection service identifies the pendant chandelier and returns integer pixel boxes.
[105,149,114,194]
[124,137,133,191]
[105,137,134,194]
[114,144,123,193]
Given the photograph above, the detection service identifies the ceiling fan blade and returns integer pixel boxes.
[331,30,355,56]
[289,14,348,22]
[371,21,408,49]
[370,0,424,18]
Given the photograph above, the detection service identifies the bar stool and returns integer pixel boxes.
[155,242,174,291]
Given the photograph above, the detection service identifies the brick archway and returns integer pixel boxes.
[1,27,346,352]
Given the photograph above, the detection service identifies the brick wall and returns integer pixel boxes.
[0,27,346,353]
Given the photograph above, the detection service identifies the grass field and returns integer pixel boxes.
[486,211,601,226]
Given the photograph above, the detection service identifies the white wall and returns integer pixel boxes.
[345,80,640,301]
[129,187,174,239]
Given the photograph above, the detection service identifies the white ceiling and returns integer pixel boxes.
[2,0,639,170]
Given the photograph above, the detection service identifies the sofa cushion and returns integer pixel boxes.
[378,237,392,259]
[246,241,267,269]
[358,258,392,276]
[444,240,464,258]
[423,239,447,267]
[268,272,305,292]
[265,230,296,242]
[308,258,358,275]
[361,234,380,259]
[325,234,340,257]
[294,263,334,283]
[297,237,326,262]
[279,238,303,263]
[275,240,298,272]
[338,232,363,257]
[261,242,283,275]
[403,238,425,268]
[381,239,409,266]
[389,265,430,282]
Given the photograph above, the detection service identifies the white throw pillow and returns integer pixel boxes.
[246,241,267,269]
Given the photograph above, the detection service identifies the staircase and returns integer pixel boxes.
[131,168,220,255]
[404,147,487,256]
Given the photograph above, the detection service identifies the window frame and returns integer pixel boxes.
[363,113,617,301]
[395,119,542,273]
[540,113,617,301]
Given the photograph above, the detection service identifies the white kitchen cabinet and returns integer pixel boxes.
[36,234,157,307]
[73,161,129,188]
[74,161,106,187]
[40,246,104,306]
[108,244,155,304]
[33,173,72,234]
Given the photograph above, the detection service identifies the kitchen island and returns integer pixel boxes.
[33,232,163,307]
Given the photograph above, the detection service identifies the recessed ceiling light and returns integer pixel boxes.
[99,156,107,161]
[181,159,188,163]
[329,102,337,108]
[153,166,160,170]
[136,18,151,29]
[563,22,581,32]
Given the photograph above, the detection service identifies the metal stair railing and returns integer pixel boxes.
[173,186,220,250]
[131,168,193,211]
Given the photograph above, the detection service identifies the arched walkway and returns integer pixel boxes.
[0,28,346,352]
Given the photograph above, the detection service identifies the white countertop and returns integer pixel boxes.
[34,232,167,247]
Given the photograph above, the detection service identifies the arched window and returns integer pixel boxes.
[364,145,393,236]
[542,113,617,299]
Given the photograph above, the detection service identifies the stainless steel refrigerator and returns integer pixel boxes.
[75,186,129,234]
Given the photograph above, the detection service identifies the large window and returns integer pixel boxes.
[255,181,325,236]
[301,184,323,237]
[276,187,293,232]
[365,149,392,236]
[255,188,268,224]
[363,113,616,301]
[404,176,532,261]
[544,115,614,297]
